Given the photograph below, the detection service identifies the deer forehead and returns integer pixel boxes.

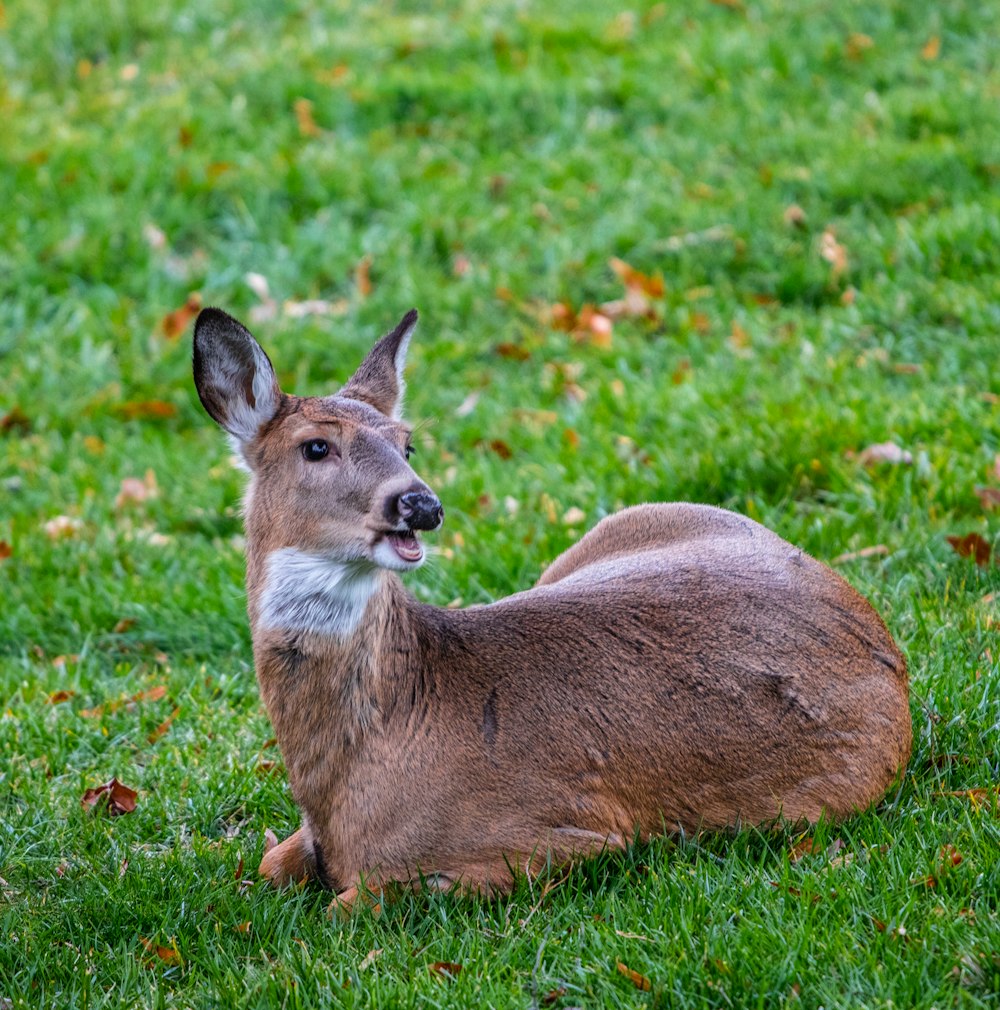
[271,396,411,446]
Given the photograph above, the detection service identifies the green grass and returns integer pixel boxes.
[2,0,1000,1006]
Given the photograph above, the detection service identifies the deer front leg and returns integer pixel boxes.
[259,826,317,888]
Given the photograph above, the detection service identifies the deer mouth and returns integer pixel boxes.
[385,530,423,564]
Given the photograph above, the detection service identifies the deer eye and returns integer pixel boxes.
[301,439,329,462]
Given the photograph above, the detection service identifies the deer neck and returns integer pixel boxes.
[245,543,422,788]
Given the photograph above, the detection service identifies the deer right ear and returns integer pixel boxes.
[193,308,281,443]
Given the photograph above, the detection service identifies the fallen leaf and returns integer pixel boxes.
[496,342,531,360]
[429,961,462,981]
[113,618,137,634]
[783,204,807,228]
[44,516,83,539]
[147,706,180,745]
[542,986,567,1005]
[234,921,252,934]
[359,949,382,971]
[1,406,31,435]
[921,35,940,60]
[789,836,818,862]
[947,533,991,567]
[47,689,76,704]
[845,32,875,60]
[563,507,586,526]
[138,936,182,967]
[974,487,1000,510]
[81,684,168,718]
[820,228,849,281]
[672,358,692,384]
[118,400,178,421]
[0,540,11,561]
[729,321,750,350]
[294,98,322,137]
[940,844,963,868]
[81,777,138,817]
[831,544,889,564]
[857,441,912,467]
[115,470,158,510]
[355,255,372,298]
[488,439,513,460]
[160,293,202,339]
[616,961,652,991]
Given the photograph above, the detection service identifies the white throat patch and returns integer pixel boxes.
[259,549,379,638]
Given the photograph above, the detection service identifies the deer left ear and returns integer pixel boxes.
[340,309,418,419]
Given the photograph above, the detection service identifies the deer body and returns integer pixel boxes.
[193,308,911,901]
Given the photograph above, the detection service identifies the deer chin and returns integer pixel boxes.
[372,530,425,571]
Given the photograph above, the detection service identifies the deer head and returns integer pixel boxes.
[193,308,444,633]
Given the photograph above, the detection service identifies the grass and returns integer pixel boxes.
[2,0,999,1006]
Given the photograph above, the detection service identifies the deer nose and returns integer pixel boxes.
[397,491,444,531]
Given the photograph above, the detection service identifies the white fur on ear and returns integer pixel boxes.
[193,308,281,444]
[339,308,419,419]
[388,311,417,420]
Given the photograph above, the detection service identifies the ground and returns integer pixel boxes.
[1,1,999,1007]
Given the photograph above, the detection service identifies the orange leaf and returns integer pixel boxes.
[820,228,849,280]
[940,844,963,868]
[81,777,138,817]
[47,689,76,704]
[294,98,322,137]
[429,962,463,981]
[139,936,182,966]
[147,705,180,745]
[921,35,940,60]
[616,961,652,991]
[947,533,992,567]
[542,987,567,1005]
[160,293,202,339]
[119,400,178,421]
[789,836,817,862]
[0,540,11,561]
[355,255,373,298]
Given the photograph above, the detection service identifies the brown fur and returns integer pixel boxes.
[193,308,912,904]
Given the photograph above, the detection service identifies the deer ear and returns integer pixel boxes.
[193,308,281,443]
[340,309,418,419]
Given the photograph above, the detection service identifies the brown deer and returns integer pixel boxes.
[192,306,911,906]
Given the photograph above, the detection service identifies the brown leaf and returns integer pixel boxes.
[294,98,322,137]
[1,406,31,435]
[495,342,531,360]
[359,948,382,971]
[974,487,1000,510]
[355,255,373,298]
[47,689,76,704]
[845,32,875,60]
[138,936,182,966]
[947,533,992,567]
[783,204,807,228]
[671,358,692,385]
[608,257,665,298]
[429,961,463,981]
[113,618,137,634]
[81,684,168,718]
[857,441,912,467]
[81,777,138,817]
[921,35,940,60]
[789,836,818,862]
[820,228,849,280]
[488,439,513,460]
[616,961,652,991]
[147,706,180,745]
[0,540,11,561]
[234,921,252,934]
[940,844,963,868]
[160,293,202,339]
[118,400,178,421]
[115,470,158,510]
[542,987,567,1005]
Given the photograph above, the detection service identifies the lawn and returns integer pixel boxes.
[2,0,999,1006]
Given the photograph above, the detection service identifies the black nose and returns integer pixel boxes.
[398,491,444,531]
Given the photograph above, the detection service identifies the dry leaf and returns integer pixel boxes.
[857,441,912,467]
[488,440,513,460]
[234,921,252,934]
[563,507,586,526]
[81,777,138,817]
[119,400,177,421]
[783,204,807,228]
[845,32,875,60]
[160,293,202,339]
[115,470,158,510]
[616,961,652,991]
[47,689,75,704]
[729,321,750,350]
[495,342,531,360]
[0,540,11,561]
[359,949,382,971]
[921,35,940,60]
[940,844,963,868]
[831,544,889,564]
[147,706,180,745]
[947,533,992,567]
[542,987,567,1005]
[820,228,849,281]
[81,684,168,718]
[973,486,1000,510]
[138,936,182,967]
[429,962,463,981]
[1,406,31,435]
[789,836,818,862]
[44,516,83,539]
[294,98,321,137]
[355,255,372,298]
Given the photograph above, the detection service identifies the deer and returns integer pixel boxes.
[192,306,912,907]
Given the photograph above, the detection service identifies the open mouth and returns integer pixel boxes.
[385,530,423,563]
